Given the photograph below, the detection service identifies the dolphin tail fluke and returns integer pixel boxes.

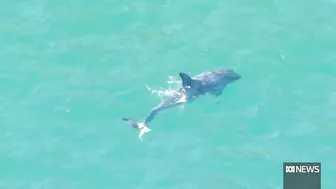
[121,117,151,141]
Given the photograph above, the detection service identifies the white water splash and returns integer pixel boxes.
[145,76,183,100]
[144,76,188,110]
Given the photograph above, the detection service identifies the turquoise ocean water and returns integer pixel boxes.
[1,0,336,188]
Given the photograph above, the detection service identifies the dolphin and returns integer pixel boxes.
[122,68,241,141]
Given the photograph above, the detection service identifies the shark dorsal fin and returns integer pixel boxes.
[179,72,196,89]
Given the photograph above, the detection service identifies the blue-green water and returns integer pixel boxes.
[1,0,335,188]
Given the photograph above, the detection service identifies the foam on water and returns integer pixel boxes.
[145,76,187,108]
[145,76,182,99]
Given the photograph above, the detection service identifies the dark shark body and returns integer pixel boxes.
[122,68,241,139]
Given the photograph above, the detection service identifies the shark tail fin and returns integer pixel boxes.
[122,118,151,141]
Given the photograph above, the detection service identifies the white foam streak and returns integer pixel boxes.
[145,76,183,100]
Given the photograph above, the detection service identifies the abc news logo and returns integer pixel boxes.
[285,165,320,174]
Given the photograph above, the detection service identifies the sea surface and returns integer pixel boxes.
[1,0,335,188]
